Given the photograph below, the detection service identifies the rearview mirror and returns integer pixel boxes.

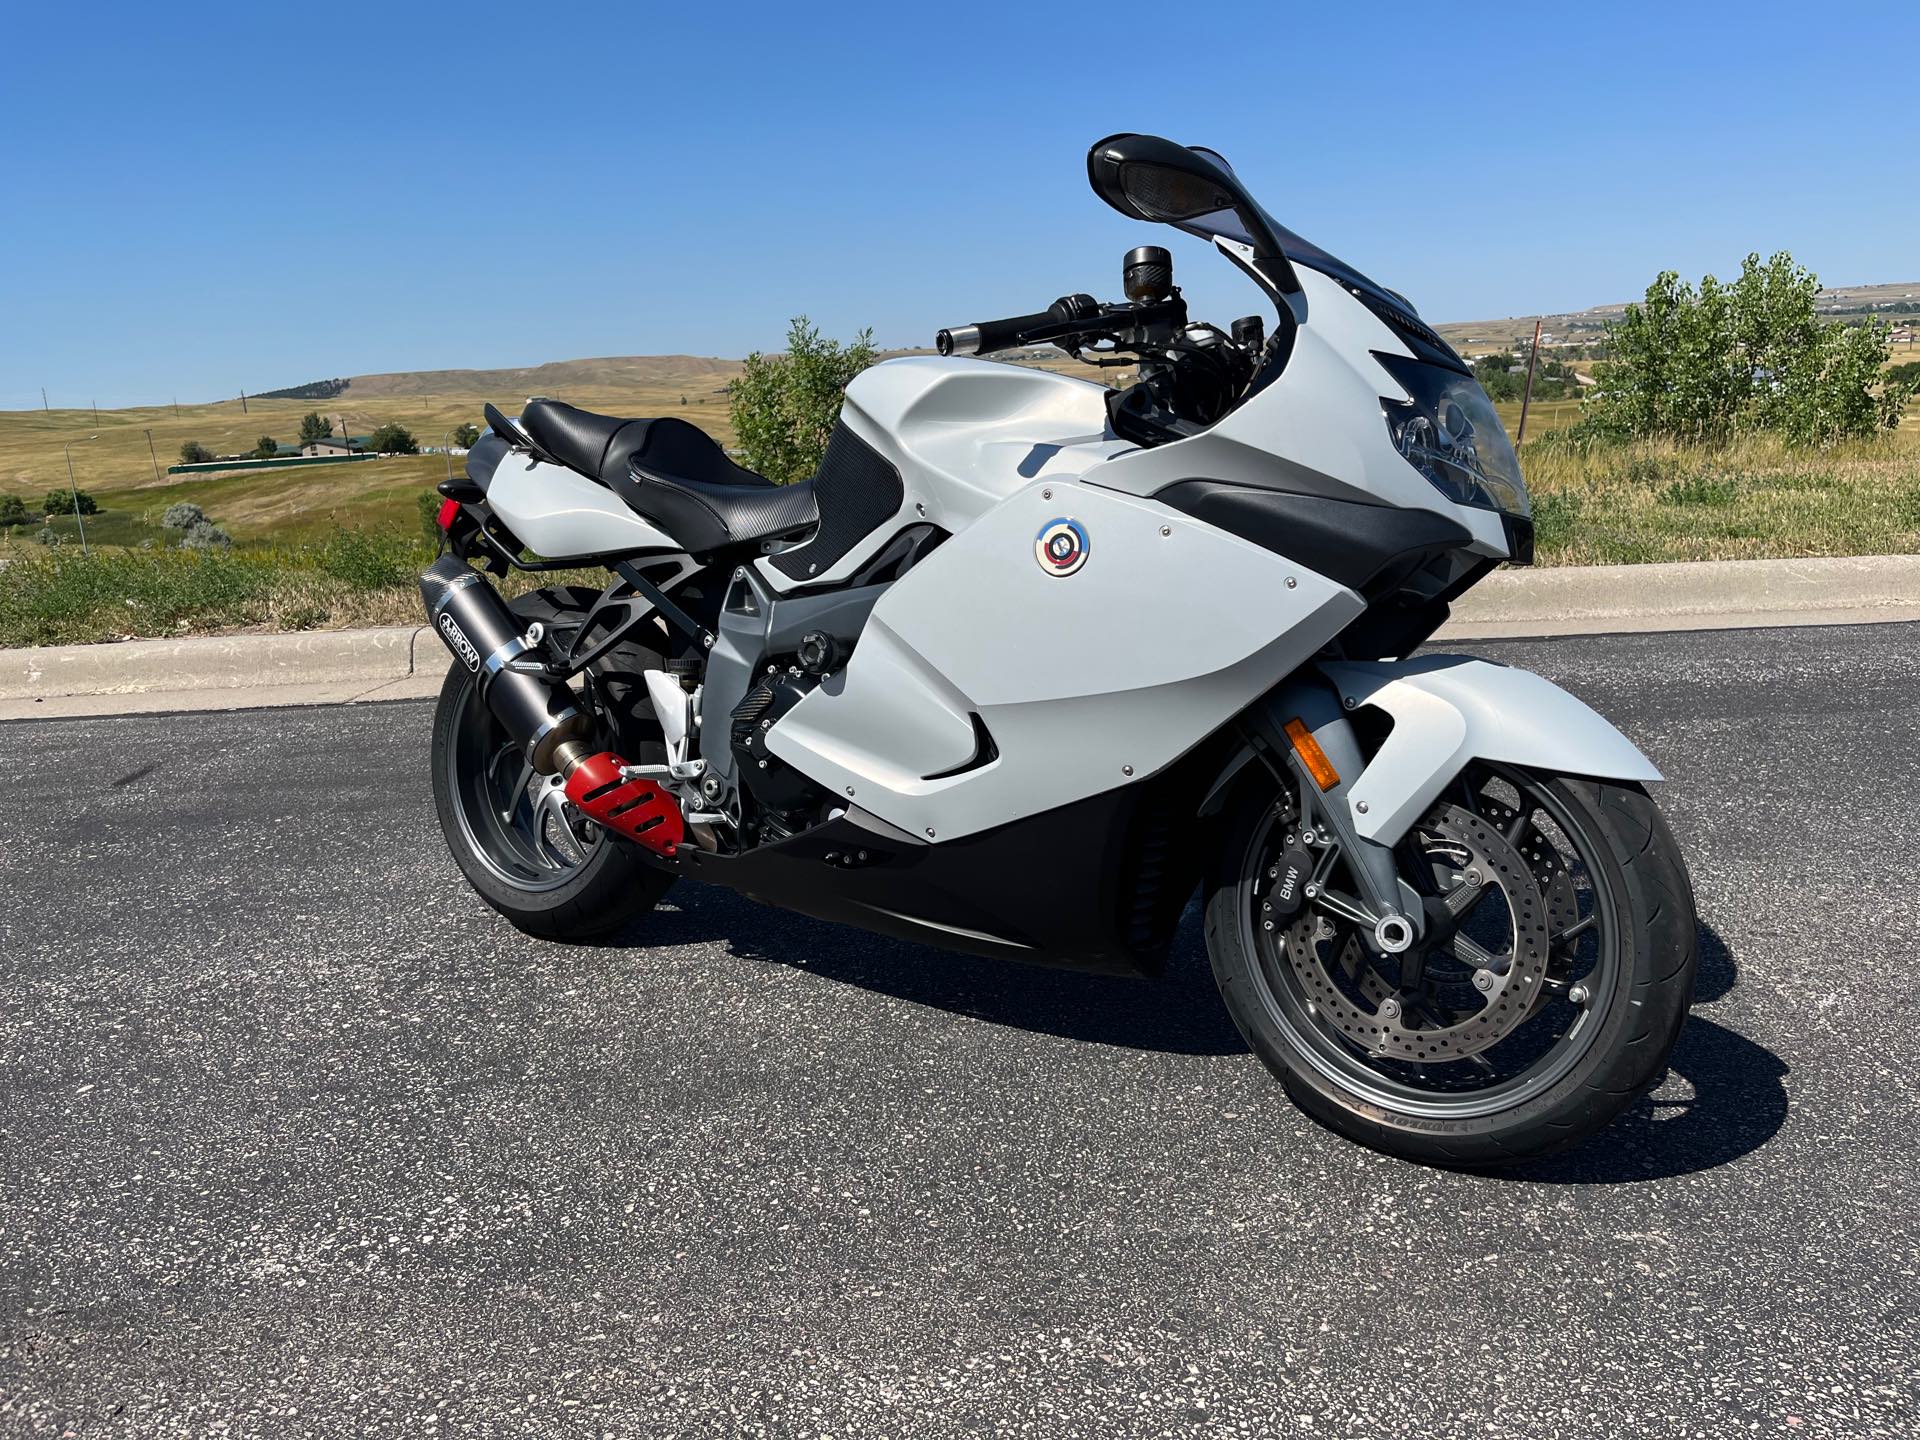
[1088,135,1242,224]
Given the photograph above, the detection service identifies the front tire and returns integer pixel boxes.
[430,587,675,940]
[1205,767,1697,1168]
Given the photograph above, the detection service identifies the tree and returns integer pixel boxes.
[0,494,28,526]
[45,488,98,515]
[451,422,481,448]
[729,316,877,483]
[162,502,208,530]
[299,411,332,444]
[254,435,279,459]
[368,422,418,455]
[1579,252,1918,446]
[179,440,215,464]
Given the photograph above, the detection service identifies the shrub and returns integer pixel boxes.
[162,502,208,530]
[451,422,480,448]
[45,488,99,516]
[298,411,332,444]
[416,490,446,543]
[368,422,419,455]
[179,440,215,464]
[1579,252,1919,447]
[729,316,876,483]
[0,494,28,526]
[254,435,279,459]
[317,528,426,590]
[181,519,232,551]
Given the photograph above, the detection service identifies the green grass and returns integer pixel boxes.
[1519,427,1920,564]
[2,379,1916,648]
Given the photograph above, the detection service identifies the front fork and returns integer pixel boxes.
[1245,678,1427,956]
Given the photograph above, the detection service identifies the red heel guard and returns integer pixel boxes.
[563,752,685,857]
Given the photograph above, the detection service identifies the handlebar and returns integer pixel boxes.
[937,294,1107,356]
[936,309,1063,358]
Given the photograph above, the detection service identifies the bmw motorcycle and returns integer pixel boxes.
[421,134,1697,1167]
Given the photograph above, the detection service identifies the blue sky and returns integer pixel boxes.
[4,0,1915,408]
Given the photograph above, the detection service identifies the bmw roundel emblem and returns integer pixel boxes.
[1034,517,1089,577]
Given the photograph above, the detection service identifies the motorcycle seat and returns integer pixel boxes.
[616,460,819,556]
[519,398,769,493]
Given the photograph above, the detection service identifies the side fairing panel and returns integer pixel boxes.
[485,454,680,558]
[753,356,1130,593]
[767,478,1364,841]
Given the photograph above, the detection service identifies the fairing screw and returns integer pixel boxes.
[1343,696,1357,710]
[845,786,855,796]
[1356,801,1369,814]
[757,760,767,769]
[1285,577,1297,588]
[915,501,927,517]
[1159,525,1171,537]
[1121,764,1134,776]
[1042,488,1052,500]
[925,827,936,838]
[856,850,868,862]
[1263,920,1275,931]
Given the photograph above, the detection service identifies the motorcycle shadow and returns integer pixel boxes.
[630,881,1250,1057]
[629,896,1787,1179]
[1501,919,1790,1184]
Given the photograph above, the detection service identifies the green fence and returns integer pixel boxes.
[165,453,384,476]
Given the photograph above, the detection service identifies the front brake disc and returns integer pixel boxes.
[1273,803,1554,1062]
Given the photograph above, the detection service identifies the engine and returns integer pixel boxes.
[728,629,841,841]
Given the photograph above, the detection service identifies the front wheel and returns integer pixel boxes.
[1204,764,1697,1168]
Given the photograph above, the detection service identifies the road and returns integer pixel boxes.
[2,623,1916,1438]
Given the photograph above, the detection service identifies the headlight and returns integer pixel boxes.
[1374,353,1529,518]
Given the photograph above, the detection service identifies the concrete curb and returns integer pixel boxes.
[0,626,444,719]
[3,554,1918,719]
[1439,553,1920,636]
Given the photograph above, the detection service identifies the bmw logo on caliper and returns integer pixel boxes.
[1033,517,1089,577]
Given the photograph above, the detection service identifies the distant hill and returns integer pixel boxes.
[287,354,745,400]
[1436,281,1920,354]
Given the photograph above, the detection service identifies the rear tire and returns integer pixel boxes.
[1204,770,1697,1168]
[430,587,675,940]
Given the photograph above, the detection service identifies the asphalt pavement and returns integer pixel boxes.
[2,622,1916,1438]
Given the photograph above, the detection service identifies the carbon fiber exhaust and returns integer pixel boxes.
[419,556,589,774]
[419,557,686,857]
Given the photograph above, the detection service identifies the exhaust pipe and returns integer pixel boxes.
[419,556,684,856]
[420,556,589,773]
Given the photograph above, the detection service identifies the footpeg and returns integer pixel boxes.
[563,751,685,857]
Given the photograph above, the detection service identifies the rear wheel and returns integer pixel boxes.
[1204,763,1696,1167]
[430,587,675,939]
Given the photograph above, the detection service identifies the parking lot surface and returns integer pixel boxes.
[3,623,1916,1437]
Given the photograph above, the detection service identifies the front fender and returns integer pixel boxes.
[1317,655,1661,846]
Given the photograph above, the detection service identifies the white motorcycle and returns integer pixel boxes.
[421,133,1696,1167]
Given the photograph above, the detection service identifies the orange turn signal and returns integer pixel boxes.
[1284,717,1341,792]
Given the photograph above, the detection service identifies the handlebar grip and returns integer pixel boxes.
[936,309,1057,357]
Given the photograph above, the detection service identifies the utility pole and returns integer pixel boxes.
[92,400,99,424]
[172,397,180,418]
[1516,319,1544,448]
[144,428,162,482]
[239,389,248,415]
[40,387,48,413]
[63,435,98,558]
